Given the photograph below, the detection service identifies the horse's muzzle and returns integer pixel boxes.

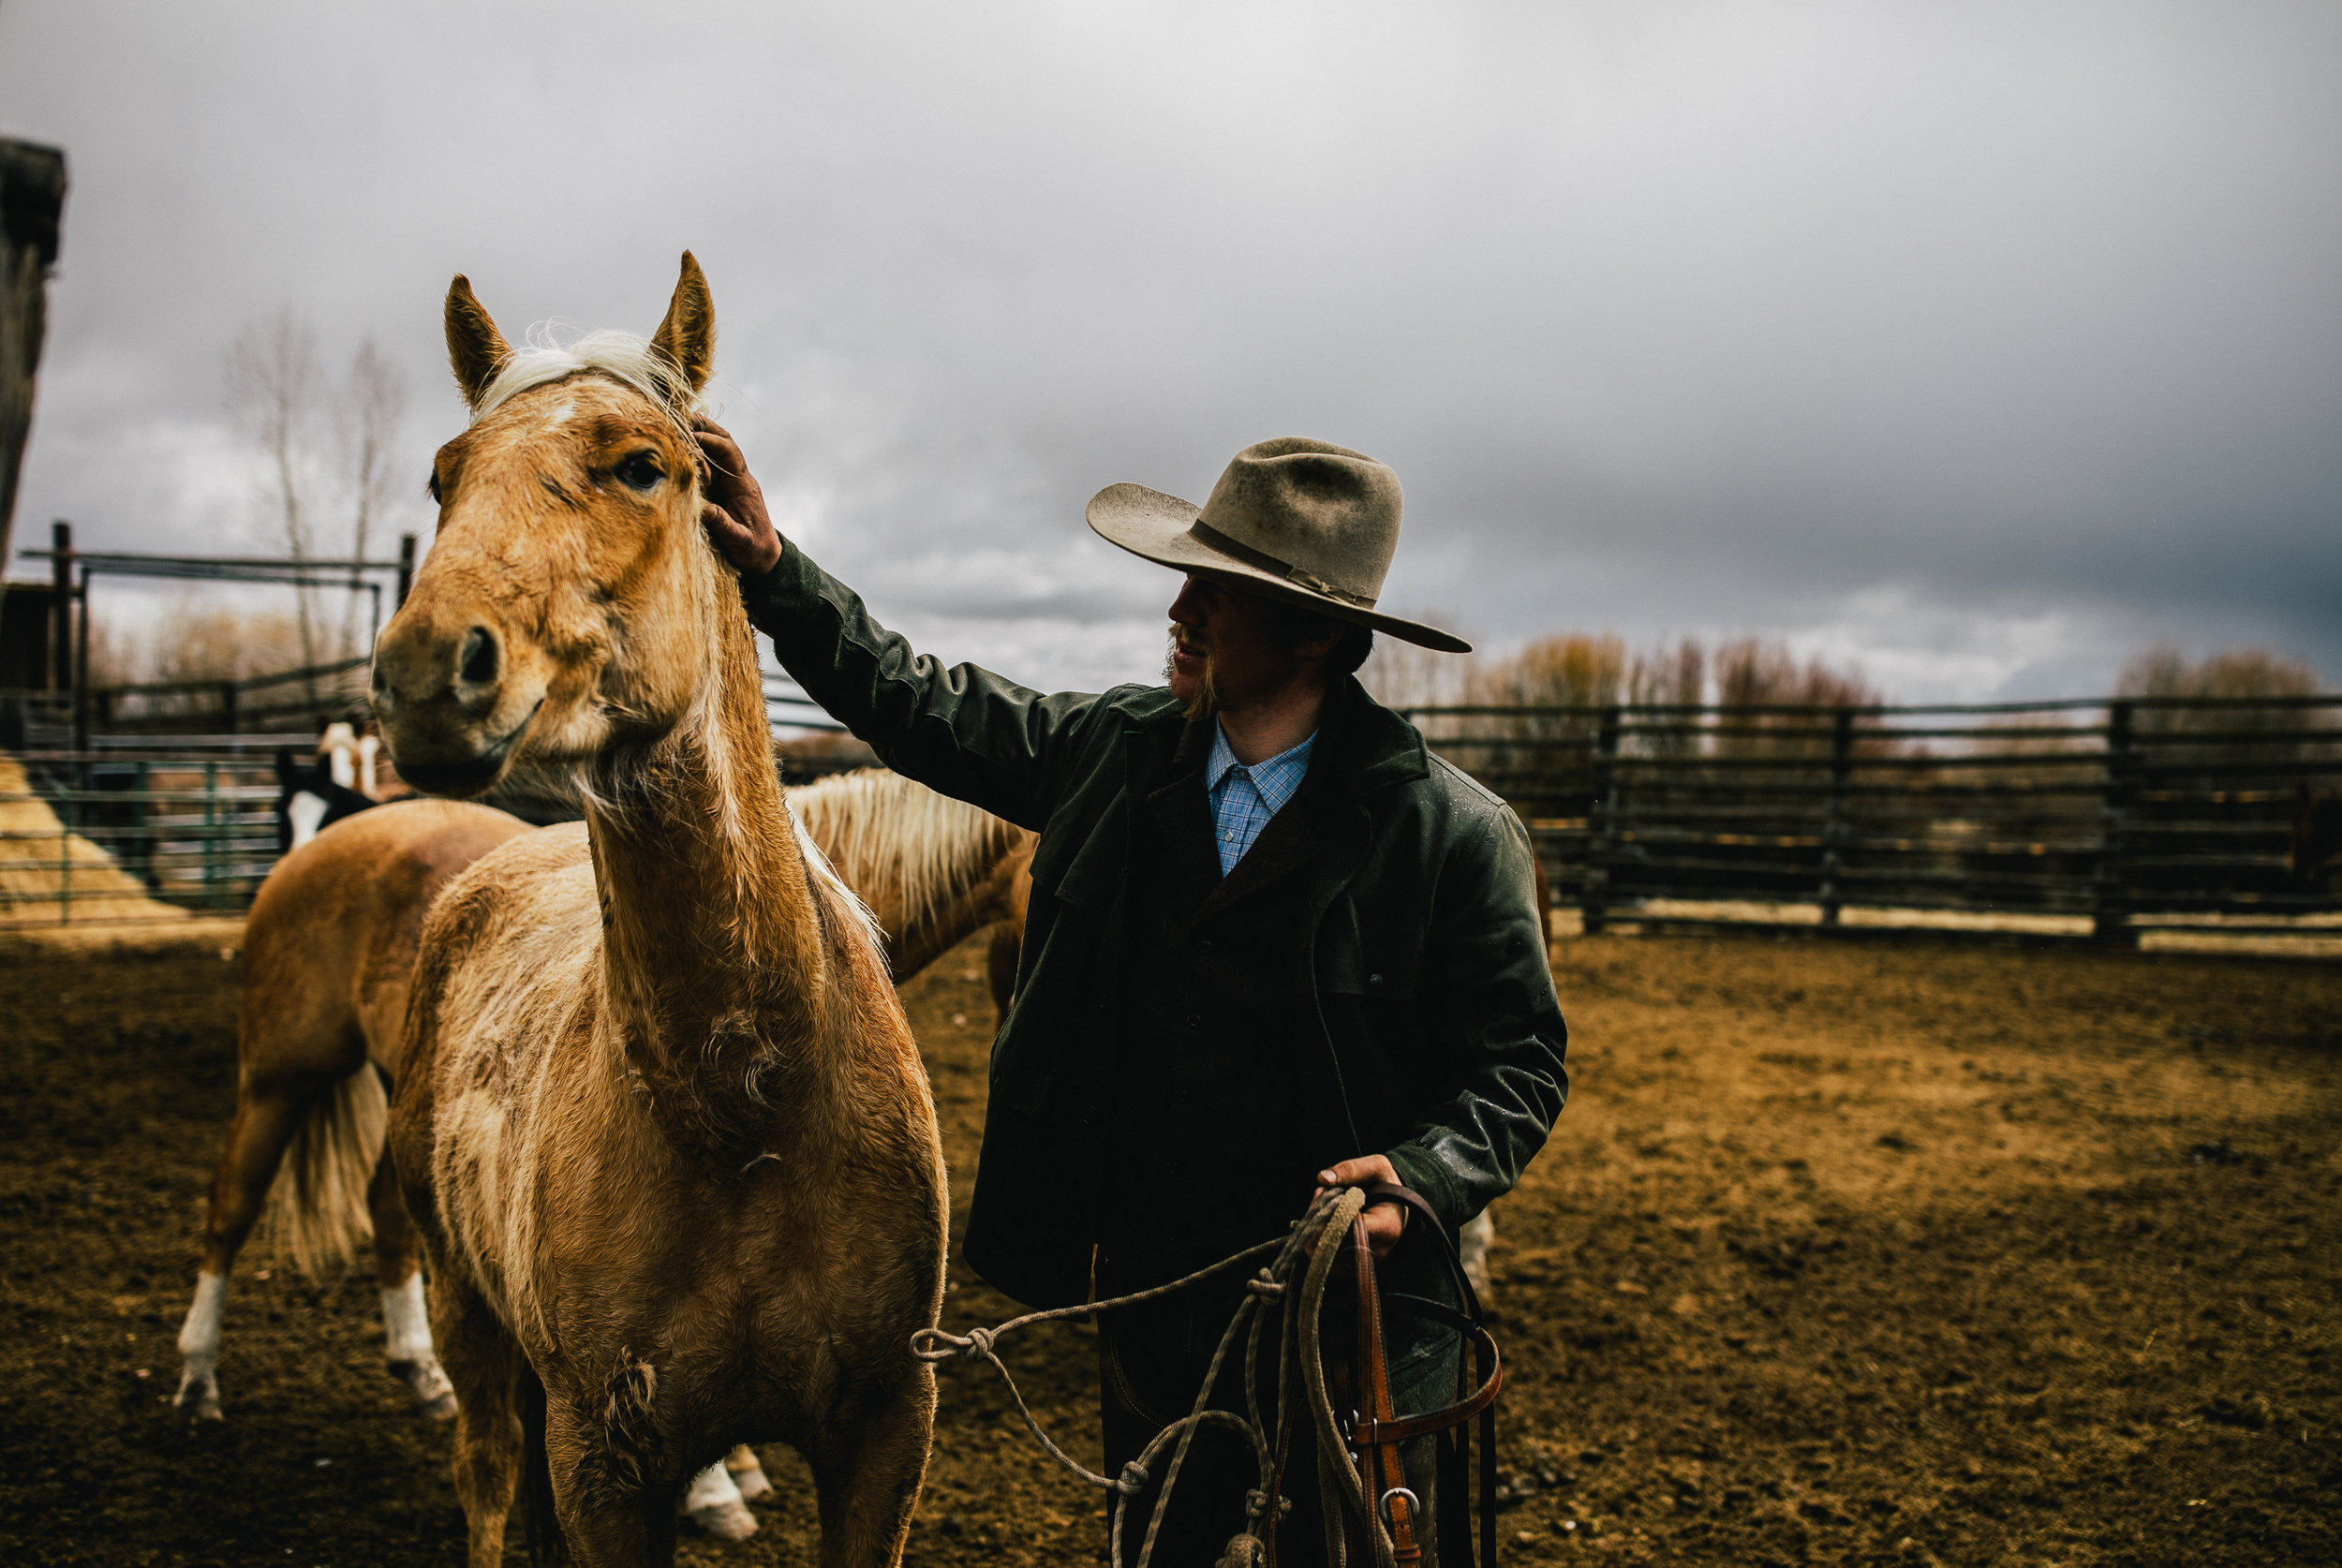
[372,608,547,797]
[390,703,540,796]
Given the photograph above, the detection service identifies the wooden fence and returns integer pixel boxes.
[1402,694,2342,946]
[0,668,862,926]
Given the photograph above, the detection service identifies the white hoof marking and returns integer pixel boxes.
[726,1444,773,1501]
[175,1272,228,1420]
[381,1274,455,1415]
[683,1461,758,1540]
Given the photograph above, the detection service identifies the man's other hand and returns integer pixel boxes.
[1314,1154,1409,1262]
[694,418,782,575]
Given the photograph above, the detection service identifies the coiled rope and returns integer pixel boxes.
[911,1186,1392,1568]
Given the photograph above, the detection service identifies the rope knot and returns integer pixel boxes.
[1117,1460,1151,1497]
[906,1327,962,1363]
[908,1325,997,1364]
[1245,1272,1285,1299]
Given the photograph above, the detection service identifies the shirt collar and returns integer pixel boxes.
[1207,720,1317,791]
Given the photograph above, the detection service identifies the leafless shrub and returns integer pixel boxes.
[152,603,308,684]
[2117,643,2328,771]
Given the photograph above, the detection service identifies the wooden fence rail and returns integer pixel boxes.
[1402,694,2342,946]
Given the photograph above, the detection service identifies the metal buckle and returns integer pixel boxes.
[1379,1487,1420,1530]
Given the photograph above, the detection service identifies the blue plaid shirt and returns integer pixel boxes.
[1205,723,1317,875]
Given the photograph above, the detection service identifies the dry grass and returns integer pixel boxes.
[0,758,195,933]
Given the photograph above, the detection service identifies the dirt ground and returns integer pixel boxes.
[0,929,2335,1566]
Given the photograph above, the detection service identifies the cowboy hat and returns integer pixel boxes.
[1086,436,1472,654]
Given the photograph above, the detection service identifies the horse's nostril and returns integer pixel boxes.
[459,627,500,687]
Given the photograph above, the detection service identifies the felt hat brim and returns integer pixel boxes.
[1086,482,1473,654]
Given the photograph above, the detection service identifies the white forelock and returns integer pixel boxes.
[469,325,700,430]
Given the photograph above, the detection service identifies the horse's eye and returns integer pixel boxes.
[425,471,442,504]
[615,452,662,492]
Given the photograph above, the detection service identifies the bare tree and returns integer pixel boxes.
[224,318,412,696]
[334,339,406,658]
[225,311,323,689]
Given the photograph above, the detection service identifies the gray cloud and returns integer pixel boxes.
[3,0,2335,700]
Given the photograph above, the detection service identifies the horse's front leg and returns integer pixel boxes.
[809,1367,937,1568]
[540,1395,681,1568]
[433,1279,526,1568]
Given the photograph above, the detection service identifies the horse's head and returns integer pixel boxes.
[372,254,721,796]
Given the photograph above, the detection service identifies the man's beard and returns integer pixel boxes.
[1166,627,1220,722]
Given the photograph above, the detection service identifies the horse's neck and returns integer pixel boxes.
[584,602,839,1145]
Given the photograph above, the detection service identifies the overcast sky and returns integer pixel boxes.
[3,0,2336,701]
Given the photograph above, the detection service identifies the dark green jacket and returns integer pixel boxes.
[741,540,1568,1310]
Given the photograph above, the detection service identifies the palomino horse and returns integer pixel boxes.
[175,799,533,1423]
[372,256,944,1566]
[174,763,1026,1541]
[791,766,1031,984]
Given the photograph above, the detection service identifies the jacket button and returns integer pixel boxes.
[1185,1013,1203,1031]
[1196,939,1213,954]
[1368,973,1384,988]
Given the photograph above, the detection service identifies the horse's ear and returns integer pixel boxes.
[445,274,512,408]
[650,251,715,396]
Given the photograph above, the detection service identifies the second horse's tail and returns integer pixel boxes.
[259,1063,387,1274]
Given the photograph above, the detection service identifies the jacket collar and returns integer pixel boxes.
[1124,674,1430,800]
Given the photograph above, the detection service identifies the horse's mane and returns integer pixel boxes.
[470,326,701,432]
[785,768,1023,943]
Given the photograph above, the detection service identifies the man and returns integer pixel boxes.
[696,428,1566,1565]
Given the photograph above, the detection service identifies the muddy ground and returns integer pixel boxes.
[0,930,2335,1566]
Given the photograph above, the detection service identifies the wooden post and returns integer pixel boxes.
[0,141,67,579]
[1580,704,1622,935]
[48,519,69,696]
[395,533,417,607]
[219,679,239,734]
[71,561,89,752]
[1819,707,1853,925]
[2093,701,2137,946]
[202,759,220,910]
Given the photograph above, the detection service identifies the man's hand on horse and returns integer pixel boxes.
[1314,1155,1410,1261]
[694,418,782,575]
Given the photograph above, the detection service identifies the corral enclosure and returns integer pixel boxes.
[1,927,2334,1566]
[6,691,2338,949]
[1409,695,2342,953]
